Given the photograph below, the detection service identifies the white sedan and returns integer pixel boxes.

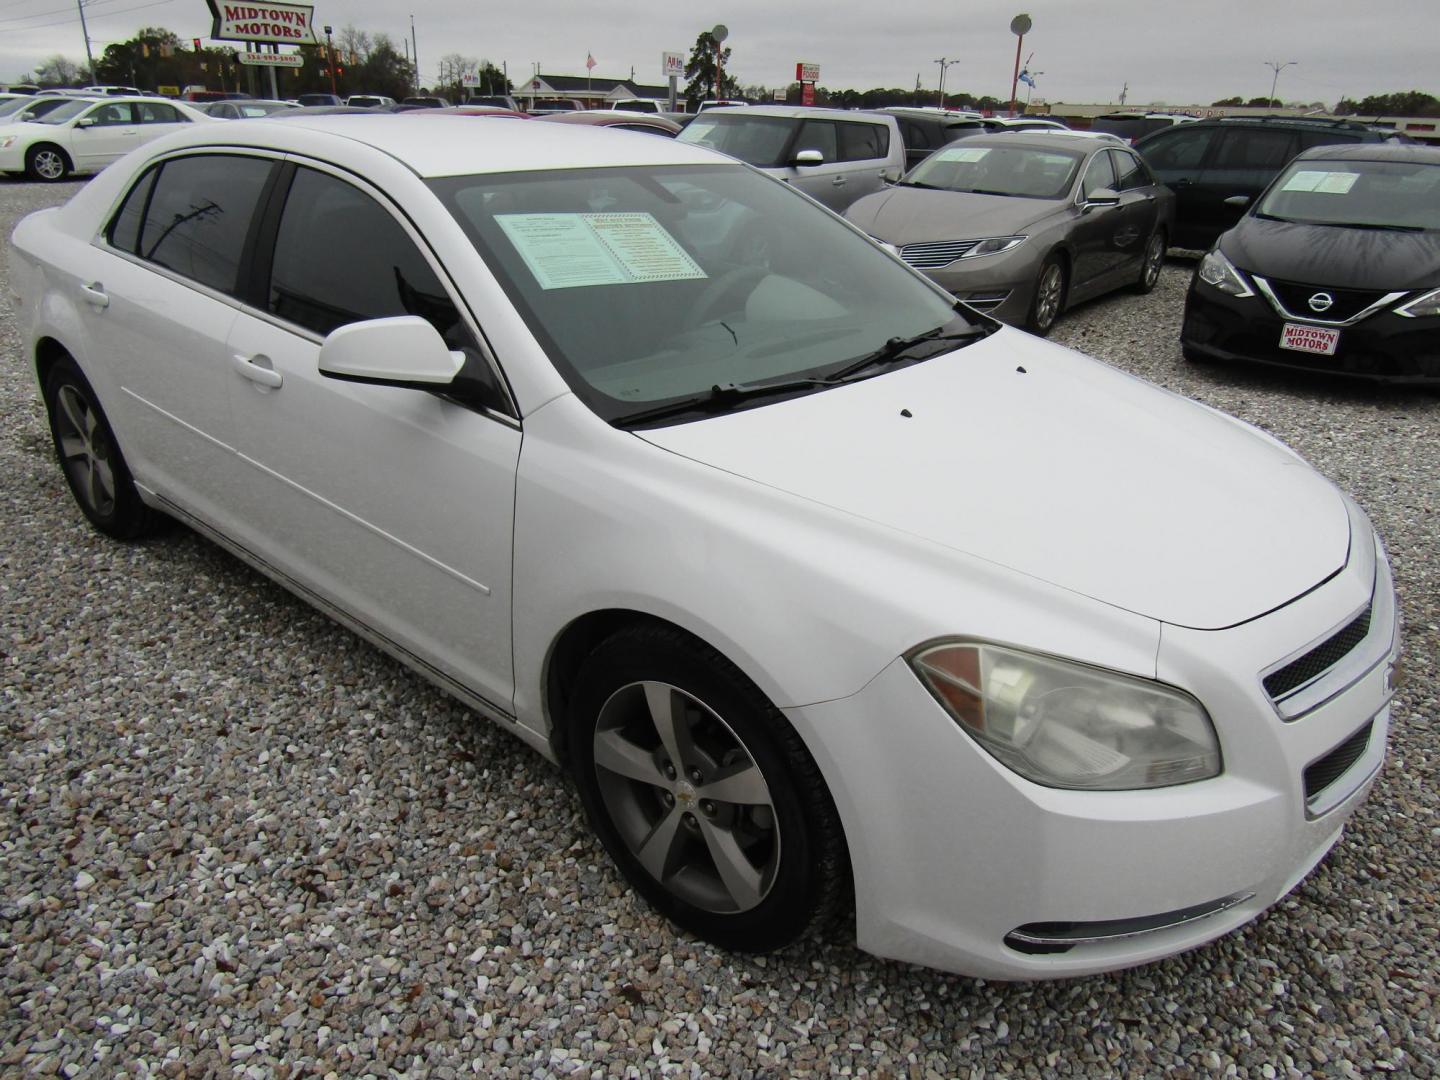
[9,115,1400,979]
[0,95,211,181]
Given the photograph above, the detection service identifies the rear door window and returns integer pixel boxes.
[1209,129,1297,171]
[1140,127,1217,173]
[112,154,274,295]
[838,121,888,162]
[795,119,839,161]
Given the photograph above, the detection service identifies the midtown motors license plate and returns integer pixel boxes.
[1280,323,1340,356]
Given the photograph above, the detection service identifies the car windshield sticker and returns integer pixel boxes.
[934,147,990,163]
[1281,170,1360,195]
[496,212,706,290]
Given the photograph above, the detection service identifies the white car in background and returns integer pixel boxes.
[9,115,1400,979]
[0,95,211,181]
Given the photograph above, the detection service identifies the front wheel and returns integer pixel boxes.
[43,356,161,539]
[26,144,70,182]
[1026,255,1067,336]
[566,625,847,953]
[1133,230,1167,294]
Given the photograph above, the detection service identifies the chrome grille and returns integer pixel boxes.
[899,239,979,269]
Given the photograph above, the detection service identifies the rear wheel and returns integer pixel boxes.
[43,356,161,539]
[567,625,847,953]
[1134,229,1167,294]
[26,144,70,182]
[1026,255,1067,336]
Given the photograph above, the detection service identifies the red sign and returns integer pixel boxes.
[795,62,820,83]
[194,37,202,50]
[1280,323,1340,356]
[801,82,815,106]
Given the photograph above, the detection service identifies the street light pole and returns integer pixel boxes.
[932,57,959,108]
[1264,60,1297,109]
[324,25,337,96]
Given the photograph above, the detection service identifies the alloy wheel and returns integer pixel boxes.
[592,680,781,914]
[1144,234,1164,287]
[53,385,116,517]
[1035,263,1064,331]
[32,149,66,180]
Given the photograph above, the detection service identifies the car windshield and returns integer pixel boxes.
[1256,159,1440,230]
[429,164,971,424]
[33,99,91,125]
[676,114,798,168]
[905,144,1083,199]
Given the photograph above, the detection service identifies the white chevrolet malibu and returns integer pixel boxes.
[9,116,1401,979]
[0,95,212,182]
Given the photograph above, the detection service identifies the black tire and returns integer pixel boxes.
[43,356,162,539]
[25,144,71,183]
[1133,229,1167,294]
[1180,342,1212,365]
[1026,254,1067,336]
[566,624,848,953]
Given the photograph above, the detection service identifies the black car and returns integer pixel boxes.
[1089,112,1195,145]
[1181,143,1440,382]
[1137,115,1393,248]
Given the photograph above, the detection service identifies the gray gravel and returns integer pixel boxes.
[3,175,1437,1079]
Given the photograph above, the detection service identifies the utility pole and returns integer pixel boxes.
[75,0,95,80]
[932,57,959,107]
[1264,59,1296,109]
[410,14,420,93]
[1119,81,1128,106]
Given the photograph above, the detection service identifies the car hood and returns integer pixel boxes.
[1223,216,1440,291]
[637,329,1349,630]
[845,186,1060,244]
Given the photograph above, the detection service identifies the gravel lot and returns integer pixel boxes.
[2,176,1436,1079]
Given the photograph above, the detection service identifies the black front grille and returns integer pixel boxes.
[1304,721,1374,801]
[1265,279,1389,323]
[1264,602,1372,699]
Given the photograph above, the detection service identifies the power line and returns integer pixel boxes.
[0,0,173,31]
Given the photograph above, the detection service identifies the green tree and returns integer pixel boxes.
[1210,96,1244,107]
[683,31,735,109]
[1246,96,1278,108]
[1336,90,1440,116]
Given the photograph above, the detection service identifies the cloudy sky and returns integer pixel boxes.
[1,0,1433,107]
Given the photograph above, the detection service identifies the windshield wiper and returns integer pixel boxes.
[828,325,988,382]
[896,179,940,189]
[1335,222,1424,232]
[613,377,837,428]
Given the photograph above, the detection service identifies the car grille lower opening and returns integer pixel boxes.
[1003,893,1254,955]
[1263,601,1372,700]
[1304,720,1374,802]
[899,239,979,268]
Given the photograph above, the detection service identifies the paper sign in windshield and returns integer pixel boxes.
[935,147,991,163]
[1282,170,1359,195]
[496,212,706,290]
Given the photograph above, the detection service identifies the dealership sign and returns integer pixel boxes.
[239,50,304,66]
[206,1,319,45]
[796,62,820,83]
[662,52,685,79]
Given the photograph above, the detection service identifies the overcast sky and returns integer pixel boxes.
[1,0,1433,106]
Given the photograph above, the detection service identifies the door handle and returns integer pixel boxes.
[79,282,109,309]
[231,353,283,388]
[831,176,847,186]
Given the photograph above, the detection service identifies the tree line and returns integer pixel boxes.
[15,25,1438,117]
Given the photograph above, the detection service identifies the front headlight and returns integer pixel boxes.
[1395,287,1440,318]
[910,641,1221,790]
[1196,248,1253,298]
[961,235,1026,258]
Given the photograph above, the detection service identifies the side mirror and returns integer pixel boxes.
[1223,194,1251,208]
[319,316,464,389]
[75,116,97,128]
[793,148,824,166]
[1083,186,1120,211]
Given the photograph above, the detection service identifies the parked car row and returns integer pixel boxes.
[10,112,1403,982]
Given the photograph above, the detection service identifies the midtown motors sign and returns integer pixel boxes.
[206,1,319,45]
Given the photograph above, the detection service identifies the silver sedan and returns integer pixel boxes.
[844,133,1175,335]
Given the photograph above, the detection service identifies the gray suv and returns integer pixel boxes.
[678,106,905,211]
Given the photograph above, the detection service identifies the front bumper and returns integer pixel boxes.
[906,244,1043,327]
[1182,278,1440,382]
[788,532,1399,979]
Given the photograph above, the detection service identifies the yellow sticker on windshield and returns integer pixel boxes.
[496,212,706,290]
[934,147,991,163]
[1281,170,1359,194]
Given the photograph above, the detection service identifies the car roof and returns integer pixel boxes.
[1293,142,1440,164]
[149,113,725,175]
[954,132,1100,153]
[704,105,891,122]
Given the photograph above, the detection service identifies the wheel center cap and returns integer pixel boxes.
[674,781,697,805]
